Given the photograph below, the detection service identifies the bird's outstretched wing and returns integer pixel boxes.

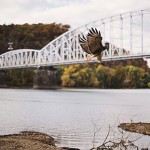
[87,28,103,54]
[79,28,103,55]
[79,35,91,54]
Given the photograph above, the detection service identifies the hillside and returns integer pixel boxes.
[0,23,70,54]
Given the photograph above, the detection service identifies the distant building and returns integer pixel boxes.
[8,42,13,51]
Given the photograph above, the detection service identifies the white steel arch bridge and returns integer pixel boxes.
[0,8,150,69]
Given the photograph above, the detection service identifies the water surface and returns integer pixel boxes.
[0,88,150,149]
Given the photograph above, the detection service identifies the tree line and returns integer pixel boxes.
[1,62,150,89]
[60,63,150,88]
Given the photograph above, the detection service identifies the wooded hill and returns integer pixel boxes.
[0,23,70,54]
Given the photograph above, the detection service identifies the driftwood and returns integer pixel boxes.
[90,124,148,150]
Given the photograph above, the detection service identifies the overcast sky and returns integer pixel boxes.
[0,0,149,28]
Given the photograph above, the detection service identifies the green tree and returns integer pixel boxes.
[5,68,34,87]
[141,72,150,88]
[125,65,145,88]
[111,66,126,88]
[96,65,111,88]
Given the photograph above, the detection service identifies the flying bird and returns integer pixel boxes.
[79,28,109,62]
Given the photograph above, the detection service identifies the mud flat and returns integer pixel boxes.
[0,131,63,150]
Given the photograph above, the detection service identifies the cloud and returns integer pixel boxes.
[0,0,149,28]
[45,0,87,7]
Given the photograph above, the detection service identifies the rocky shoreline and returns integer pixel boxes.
[118,122,150,135]
[1,123,150,150]
[0,131,79,150]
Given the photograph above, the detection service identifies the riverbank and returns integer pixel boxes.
[0,125,149,150]
[0,131,63,150]
[118,122,150,135]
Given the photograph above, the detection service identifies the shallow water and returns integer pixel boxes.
[0,88,150,149]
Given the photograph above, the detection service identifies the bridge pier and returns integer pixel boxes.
[0,70,7,88]
[33,66,58,89]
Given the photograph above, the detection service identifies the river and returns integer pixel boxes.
[0,88,150,149]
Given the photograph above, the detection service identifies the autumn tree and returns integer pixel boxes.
[61,64,99,87]
[96,65,112,88]
[111,66,126,88]
[61,65,80,87]
[125,65,145,88]
[0,23,70,54]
